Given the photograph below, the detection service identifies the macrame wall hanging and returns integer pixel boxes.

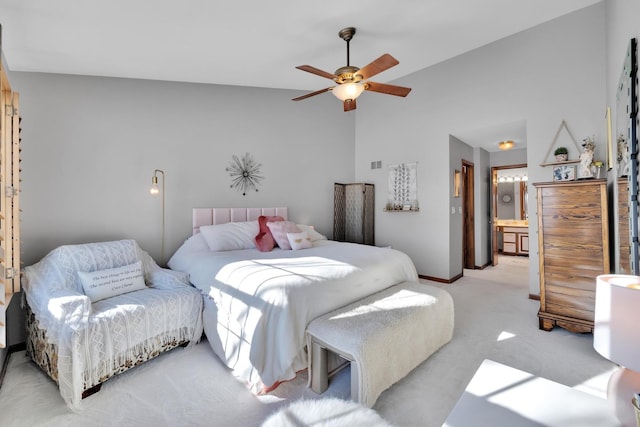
[385,161,419,212]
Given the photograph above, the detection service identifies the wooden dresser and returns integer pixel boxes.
[534,179,609,333]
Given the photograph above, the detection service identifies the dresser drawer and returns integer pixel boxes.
[503,232,516,243]
[503,243,517,253]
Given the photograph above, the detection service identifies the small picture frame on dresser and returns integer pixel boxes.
[553,164,575,182]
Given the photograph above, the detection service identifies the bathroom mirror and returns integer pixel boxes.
[496,167,528,221]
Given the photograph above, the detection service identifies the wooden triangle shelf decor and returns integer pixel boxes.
[540,120,582,166]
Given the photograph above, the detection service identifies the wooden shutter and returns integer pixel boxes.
[0,49,21,348]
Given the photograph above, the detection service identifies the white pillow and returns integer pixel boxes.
[287,231,312,250]
[199,221,259,251]
[296,224,328,242]
[78,261,147,302]
[167,234,209,270]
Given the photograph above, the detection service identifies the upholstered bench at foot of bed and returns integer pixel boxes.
[306,281,454,407]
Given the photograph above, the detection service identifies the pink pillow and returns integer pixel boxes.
[266,221,301,250]
[255,215,284,252]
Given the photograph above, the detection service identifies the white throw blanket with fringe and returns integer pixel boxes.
[307,281,454,407]
[22,239,204,410]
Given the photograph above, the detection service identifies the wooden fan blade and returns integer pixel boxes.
[343,99,356,112]
[364,81,412,97]
[356,54,399,80]
[292,87,333,101]
[296,65,337,80]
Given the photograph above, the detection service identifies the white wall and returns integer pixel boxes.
[490,148,528,168]
[3,73,355,347]
[474,147,491,267]
[355,4,607,294]
[448,136,474,275]
[12,73,355,266]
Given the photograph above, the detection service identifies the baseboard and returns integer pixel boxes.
[0,342,26,391]
[474,261,492,270]
[419,272,463,284]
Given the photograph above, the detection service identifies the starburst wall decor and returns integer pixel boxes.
[226,152,264,196]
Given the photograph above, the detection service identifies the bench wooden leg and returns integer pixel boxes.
[311,341,328,394]
[82,383,102,399]
[350,361,360,402]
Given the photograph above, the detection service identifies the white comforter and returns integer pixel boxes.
[168,237,418,392]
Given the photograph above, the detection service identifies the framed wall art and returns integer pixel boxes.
[385,162,419,211]
[553,164,575,182]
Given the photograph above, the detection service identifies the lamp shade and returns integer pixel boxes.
[594,274,640,372]
[332,83,365,101]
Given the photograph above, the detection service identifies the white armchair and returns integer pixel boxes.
[22,239,203,410]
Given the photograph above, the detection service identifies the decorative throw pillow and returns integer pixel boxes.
[255,215,285,252]
[200,221,259,251]
[287,231,312,250]
[78,261,147,302]
[296,224,328,242]
[266,221,301,250]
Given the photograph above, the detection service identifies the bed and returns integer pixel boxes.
[167,207,419,393]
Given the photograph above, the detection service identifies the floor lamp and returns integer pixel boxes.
[149,169,165,265]
[594,274,640,427]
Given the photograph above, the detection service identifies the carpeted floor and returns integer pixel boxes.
[0,255,616,426]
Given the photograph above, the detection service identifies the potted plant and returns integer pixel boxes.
[554,147,568,162]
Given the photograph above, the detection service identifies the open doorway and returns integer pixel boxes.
[491,164,528,266]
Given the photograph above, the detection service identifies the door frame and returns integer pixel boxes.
[462,160,475,269]
[491,163,527,265]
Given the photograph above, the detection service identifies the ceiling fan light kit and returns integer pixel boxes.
[293,27,411,111]
[332,82,365,101]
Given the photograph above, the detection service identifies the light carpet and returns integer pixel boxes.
[0,256,616,426]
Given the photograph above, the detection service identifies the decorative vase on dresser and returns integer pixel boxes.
[534,179,610,333]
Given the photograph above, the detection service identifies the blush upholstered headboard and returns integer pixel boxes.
[192,207,288,235]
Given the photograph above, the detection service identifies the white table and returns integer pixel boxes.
[443,359,621,427]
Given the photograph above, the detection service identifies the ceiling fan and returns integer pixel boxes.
[292,27,412,112]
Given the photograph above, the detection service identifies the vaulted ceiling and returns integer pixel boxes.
[0,0,601,91]
[0,1,603,152]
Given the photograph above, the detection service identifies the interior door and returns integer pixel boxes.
[491,163,528,266]
[462,161,475,269]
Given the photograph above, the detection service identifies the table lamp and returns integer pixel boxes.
[594,274,640,427]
